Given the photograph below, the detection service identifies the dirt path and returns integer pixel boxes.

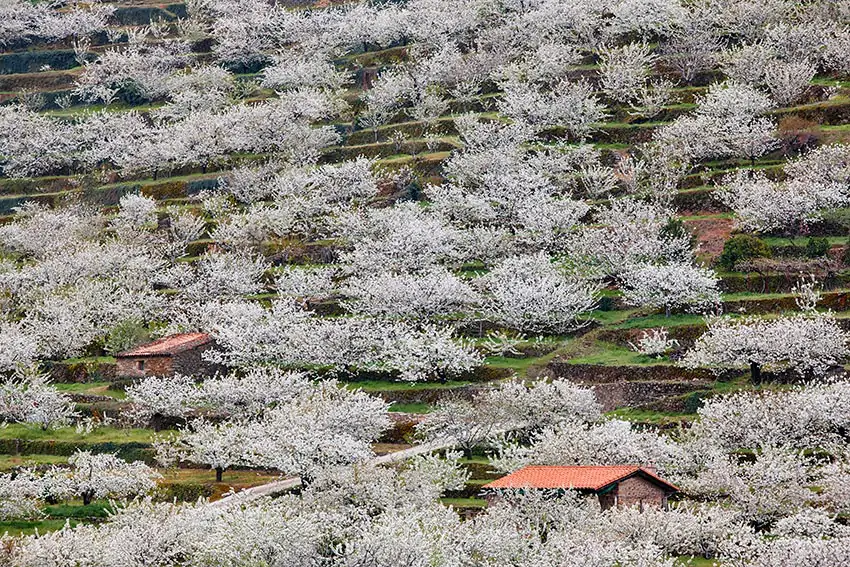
[208,438,455,508]
[684,216,734,262]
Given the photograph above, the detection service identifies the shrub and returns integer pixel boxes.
[805,237,830,258]
[158,482,214,502]
[819,209,850,232]
[596,296,616,311]
[683,391,707,414]
[104,319,150,356]
[661,217,697,249]
[718,235,772,271]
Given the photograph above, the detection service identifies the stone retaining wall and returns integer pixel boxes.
[539,362,715,384]
[590,381,708,411]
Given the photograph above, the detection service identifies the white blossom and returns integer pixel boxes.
[41,451,161,505]
[681,313,850,378]
[628,328,679,357]
[478,253,600,333]
[342,267,478,320]
[0,367,77,429]
[619,262,721,315]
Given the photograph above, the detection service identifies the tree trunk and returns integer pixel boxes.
[215,467,224,482]
[82,490,93,506]
[300,471,313,487]
[436,368,447,384]
[750,361,762,385]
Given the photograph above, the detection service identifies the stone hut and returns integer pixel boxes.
[483,465,679,510]
[116,333,218,378]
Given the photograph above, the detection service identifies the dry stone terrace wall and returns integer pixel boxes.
[533,362,716,412]
[47,360,117,383]
[591,381,710,412]
[539,362,717,385]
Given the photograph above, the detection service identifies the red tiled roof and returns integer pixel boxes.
[117,333,212,357]
[483,465,679,492]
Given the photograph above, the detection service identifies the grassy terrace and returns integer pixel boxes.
[0,424,153,444]
[347,379,473,392]
[55,381,126,399]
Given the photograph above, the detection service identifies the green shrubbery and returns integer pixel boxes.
[158,483,214,502]
[104,319,150,356]
[683,391,707,414]
[662,218,697,249]
[718,235,772,271]
[804,237,830,258]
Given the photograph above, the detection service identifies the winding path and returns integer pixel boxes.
[208,437,455,508]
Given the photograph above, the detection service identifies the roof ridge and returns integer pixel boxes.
[117,332,212,357]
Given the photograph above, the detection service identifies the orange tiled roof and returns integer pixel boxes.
[117,333,212,357]
[483,465,679,492]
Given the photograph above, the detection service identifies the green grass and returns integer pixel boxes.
[485,356,545,372]
[43,501,112,519]
[458,456,492,465]
[761,235,846,247]
[348,380,472,392]
[607,313,707,330]
[375,151,452,165]
[810,77,850,88]
[388,402,432,413]
[677,557,720,567]
[160,468,281,486]
[0,424,154,443]
[485,341,565,377]
[0,518,81,536]
[585,309,635,325]
[608,408,694,424]
[0,453,69,470]
[440,497,488,508]
[54,382,126,400]
[59,356,116,365]
[598,289,624,298]
[567,341,667,366]
[590,143,630,151]
[96,170,220,190]
[720,291,794,301]
[820,123,850,132]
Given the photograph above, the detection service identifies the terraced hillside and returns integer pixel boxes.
[1,0,850,564]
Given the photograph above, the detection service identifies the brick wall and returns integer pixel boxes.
[116,342,221,379]
[598,492,616,510]
[116,355,173,378]
[615,476,668,509]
